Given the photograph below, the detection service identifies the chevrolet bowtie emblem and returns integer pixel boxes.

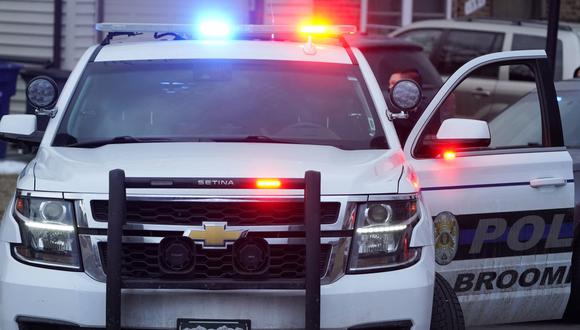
[184,222,247,249]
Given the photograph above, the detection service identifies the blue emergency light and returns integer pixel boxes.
[197,20,232,39]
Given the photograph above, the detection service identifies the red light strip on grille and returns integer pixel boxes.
[256,179,282,189]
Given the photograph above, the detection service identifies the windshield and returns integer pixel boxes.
[489,88,580,148]
[54,60,388,150]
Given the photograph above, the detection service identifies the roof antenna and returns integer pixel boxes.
[303,36,317,55]
[269,3,275,39]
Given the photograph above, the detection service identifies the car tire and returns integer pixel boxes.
[564,221,580,323]
[430,273,465,330]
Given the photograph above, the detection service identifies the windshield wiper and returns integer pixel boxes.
[66,136,176,148]
[66,135,300,148]
[207,135,300,144]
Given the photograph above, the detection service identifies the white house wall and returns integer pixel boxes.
[0,0,53,114]
[264,0,312,25]
[63,0,97,71]
[103,0,250,24]
[0,0,96,114]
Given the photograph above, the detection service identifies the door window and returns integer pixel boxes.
[435,30,504,78]
[485,85,580,149]
[396,29,443,57]
[511,34,563,80]
[415,61,547,158]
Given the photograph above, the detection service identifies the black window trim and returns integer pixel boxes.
[535,57,564,147]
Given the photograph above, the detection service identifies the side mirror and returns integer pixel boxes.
[26,76,59,116]
[389,79,422,118]
[435,118,490,148]
[0,115,43,150]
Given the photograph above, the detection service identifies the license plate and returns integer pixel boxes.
[177,318,251,330]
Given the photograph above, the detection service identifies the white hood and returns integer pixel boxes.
[32,143,405,195]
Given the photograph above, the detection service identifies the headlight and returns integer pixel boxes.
[12,195,81,270]
[348,194,421,273]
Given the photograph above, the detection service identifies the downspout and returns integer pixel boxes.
[97,0,105,42]
[52,0,63,69]
[545,0,560,78]
[445,0,453,19]
[401,0,413,27]
[360,0,368,34]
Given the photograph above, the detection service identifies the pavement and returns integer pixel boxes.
[468,321,578,329]
[3,144,34,164]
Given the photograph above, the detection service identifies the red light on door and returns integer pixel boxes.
[443,150,456,161]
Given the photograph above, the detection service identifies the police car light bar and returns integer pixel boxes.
[95,22,357,38]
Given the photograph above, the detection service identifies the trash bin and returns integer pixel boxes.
[20,67,70,131]
[0,62,23,158]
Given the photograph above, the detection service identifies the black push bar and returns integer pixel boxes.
[105,169,126,329]
[105,169,322,330]
[305,171,321,330]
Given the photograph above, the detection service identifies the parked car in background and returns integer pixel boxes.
[391,18,580,123]
[348,36,447,143]
[560,80,580,229]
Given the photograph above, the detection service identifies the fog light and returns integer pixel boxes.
[233,237,269,275]
[158,237,196,275]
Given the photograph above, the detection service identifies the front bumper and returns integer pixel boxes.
[0,242,434,330]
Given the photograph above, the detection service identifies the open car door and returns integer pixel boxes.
[404,50,575,325]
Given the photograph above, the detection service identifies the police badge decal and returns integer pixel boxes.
[434,211,459,265]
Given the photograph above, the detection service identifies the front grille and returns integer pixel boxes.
[91,200,340,226]
[99,243,331,280]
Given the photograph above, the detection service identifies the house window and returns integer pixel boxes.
[367,0,402,33]
[367,0,449,33]
[413,0,446,22]
[491,0,546,20]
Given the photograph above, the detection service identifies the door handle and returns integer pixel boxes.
[529,177,566,188]
[472,87,491,97]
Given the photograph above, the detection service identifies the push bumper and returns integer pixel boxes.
[0,242,434,330]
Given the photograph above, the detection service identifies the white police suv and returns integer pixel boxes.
[0,21,573,330]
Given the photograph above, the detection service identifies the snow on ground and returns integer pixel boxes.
[0,160,27,175]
